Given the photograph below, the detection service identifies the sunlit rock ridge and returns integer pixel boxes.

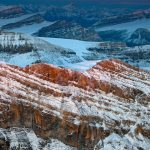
[0,59,150,149]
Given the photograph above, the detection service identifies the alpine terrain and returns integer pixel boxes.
[0,1,150,150]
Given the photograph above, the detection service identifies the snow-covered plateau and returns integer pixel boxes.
[0,31,149,71]
[0,8,149,71]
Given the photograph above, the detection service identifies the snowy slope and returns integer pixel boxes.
[95,132,150,150]
[0,60,149,149]
[10,21,54,34]
[0,9,149,71]
[95,18,150,33]
[0,5,16,12]
[0,33,149,71]
[95,18,150,46]
[39,37,150,71]
[0,32,81,67]
[0,12,54,34]
[0,31,149,71]
[0,128,77,150]
[0,32,106,70]
[40,37,99,59]
[66,60,101,71]
[0,13,38,27]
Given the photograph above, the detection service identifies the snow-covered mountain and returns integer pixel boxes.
[94,9,150,28]
[1,14,44,30]
[0,60,150,149]
[0,32,81,67]
[0,12,54,35]
[0,4,150,150]
[44,3,103,27]
[0,5,24,18]
[128,28,150,46]
[37,37,150,71]
[1,4,150,46]
[0,31,150,71]
[34,20,101,41]
[94,11,150,46]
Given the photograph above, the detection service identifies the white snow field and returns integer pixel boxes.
[0,32,149,71]
[40,37,99,59]
[95,18,150,33]
[0,10,150,71]
[10,21,54,34]
[0,13,38,27]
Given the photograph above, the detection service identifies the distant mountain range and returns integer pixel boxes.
[1,0,150,9]
[0,4,150,46]
[0,5,24,18]
[1,14,44,30]
[0,4,150,70]
[34,20,101,41]
[0,3,150,150]
[0,31,81,67]
[94,9,150,46]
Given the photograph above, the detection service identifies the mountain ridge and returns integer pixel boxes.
[0,59,150,149]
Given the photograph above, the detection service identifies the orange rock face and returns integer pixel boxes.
[0,60,150,149]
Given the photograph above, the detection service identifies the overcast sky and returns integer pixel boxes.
[81,0,150,4]
[1,0,150,5]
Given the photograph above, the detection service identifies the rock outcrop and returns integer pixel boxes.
[0,5,24,18]
[128,28,150,46]
[0,60,150,149]
[34,20,101,41]
[0,128,77,150]
[0,31,81,67]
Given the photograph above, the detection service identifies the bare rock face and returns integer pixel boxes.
[0,60,150,149]
[34,20,101,42]
[0,128,77,150]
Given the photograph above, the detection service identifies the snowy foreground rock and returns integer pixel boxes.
[0,59,150,149]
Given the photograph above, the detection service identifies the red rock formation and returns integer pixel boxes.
[0,60,150,149]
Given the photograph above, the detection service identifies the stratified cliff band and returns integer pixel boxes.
[0,60,150,149]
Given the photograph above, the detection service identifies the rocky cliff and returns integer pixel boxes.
[0,60,150,149]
